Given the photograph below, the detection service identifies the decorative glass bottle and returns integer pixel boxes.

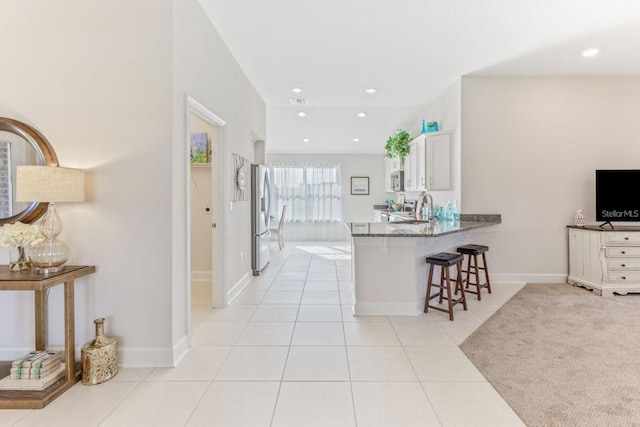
[81,318,118,385]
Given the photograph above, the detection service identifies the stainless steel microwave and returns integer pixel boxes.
[391,171,404,192]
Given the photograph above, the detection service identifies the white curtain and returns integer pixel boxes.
[268,162,347,241]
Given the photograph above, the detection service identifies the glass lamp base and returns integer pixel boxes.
[32,265,66,274]
[29,238,70,274]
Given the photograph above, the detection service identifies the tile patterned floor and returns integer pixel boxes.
[1,241,526,426]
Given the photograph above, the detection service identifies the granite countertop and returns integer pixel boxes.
[350,214,501,237]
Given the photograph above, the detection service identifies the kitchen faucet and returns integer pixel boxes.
[414,191,434,221]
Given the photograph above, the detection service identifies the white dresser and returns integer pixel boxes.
[568,225,640,296]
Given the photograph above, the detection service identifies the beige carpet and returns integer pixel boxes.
[460,284,640,427]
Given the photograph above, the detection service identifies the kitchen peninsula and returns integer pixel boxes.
[348,214,501,316]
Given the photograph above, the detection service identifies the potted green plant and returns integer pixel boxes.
[385,129,411,159]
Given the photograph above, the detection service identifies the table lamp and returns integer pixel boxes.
[16,166,85,273]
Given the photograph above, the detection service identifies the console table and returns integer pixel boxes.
[0,265,95,409]
[568,225,640,296]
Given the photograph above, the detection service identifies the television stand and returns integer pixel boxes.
[568,226,640,297]
[599,221,614,229]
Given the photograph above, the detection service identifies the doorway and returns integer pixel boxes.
[186,96,227,341]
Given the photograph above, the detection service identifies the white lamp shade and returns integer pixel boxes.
[16,166,85,203]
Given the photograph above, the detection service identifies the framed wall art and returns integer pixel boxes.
[351,176,369,195]
[233,153,249,201]
[190,132,208,164]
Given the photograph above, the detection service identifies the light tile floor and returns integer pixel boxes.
[1,241,526,426]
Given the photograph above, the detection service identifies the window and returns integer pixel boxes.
[269,163,342,224]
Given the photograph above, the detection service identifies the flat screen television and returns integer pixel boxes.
[596,170,640,223]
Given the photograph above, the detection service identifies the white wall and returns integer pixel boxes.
[172,0,266,357]
[0,0,174,364]
[267,153,386,228]
[0,0,265,367]
[462,76,640,282]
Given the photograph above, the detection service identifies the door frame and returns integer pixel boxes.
[185,96,228,341]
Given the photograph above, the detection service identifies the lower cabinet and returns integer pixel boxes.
[568,226,640,296]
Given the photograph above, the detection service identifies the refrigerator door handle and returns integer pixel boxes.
[264,171,271,228]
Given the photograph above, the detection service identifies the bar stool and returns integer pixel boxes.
[424,252,467,321]
[456,244,492,300]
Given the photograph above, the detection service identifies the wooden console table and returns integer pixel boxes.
[0,265,95,409]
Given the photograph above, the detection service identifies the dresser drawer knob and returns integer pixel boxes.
[621,251,626,254]
[622,276,626,280]
[625,237,630,240]
[621,264,626,267]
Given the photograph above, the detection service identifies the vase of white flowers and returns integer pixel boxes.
[0,222,45,272]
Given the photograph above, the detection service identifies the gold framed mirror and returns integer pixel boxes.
[0,117,59,225]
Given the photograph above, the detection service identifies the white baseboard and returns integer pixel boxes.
[191,270,212,282]
[491,273,568,285]
[354,301,423,316]
[117,347,175,368]
[172,335,190,367]
[227,272,252,304]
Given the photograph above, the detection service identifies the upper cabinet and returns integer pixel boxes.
[426,132,452,190]
[403,131,452,191]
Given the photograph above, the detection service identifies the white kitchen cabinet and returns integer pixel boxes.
[403,132,451,192]
[390,156,403,172]
[404,141,416,191]
[426,132,451,190]
[384,156,403,192]
[384,156,392,192]
[568,226,640,296]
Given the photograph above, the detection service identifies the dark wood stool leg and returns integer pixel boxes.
[444,265,454,321]
[424,264,435,313]
[456,261,467,310]
[463,254,471,289]
[482,252,492,294]
[438,267,445,304]
[471,254,481,300]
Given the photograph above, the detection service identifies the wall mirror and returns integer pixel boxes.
[0,117,58,225]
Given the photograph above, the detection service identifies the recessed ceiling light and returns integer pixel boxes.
[582,48,599,58]
[302,138,310,142]
[353,138,360,142]
[297,111,306,117]
[292,87,302,93]
[357,112,366,118]
[365,88,377,94]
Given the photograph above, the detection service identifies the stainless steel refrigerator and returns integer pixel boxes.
[251,164,271,275]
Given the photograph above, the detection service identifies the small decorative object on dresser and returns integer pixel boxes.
[81,318,118,385]
[574,209,585,226]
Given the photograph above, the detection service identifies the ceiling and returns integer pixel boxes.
[198,0,640,154]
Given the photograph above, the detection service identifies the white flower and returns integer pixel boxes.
[0,222,45,247]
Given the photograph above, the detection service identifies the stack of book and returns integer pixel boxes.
[0,351,65,391]
[11,351,62,379]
